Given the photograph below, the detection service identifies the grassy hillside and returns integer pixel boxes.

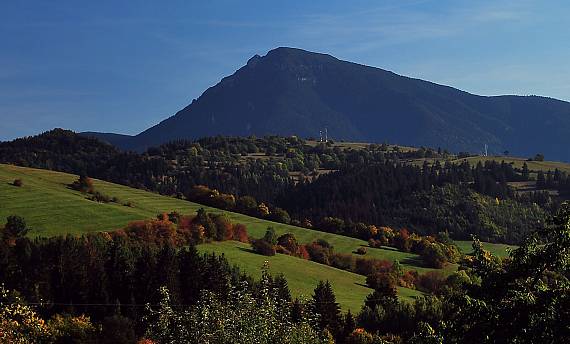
[454,240,516,258]
[0,164,444,271]
[0,163,434,311]
[199,241,423,311]
[452,156,570,174]
[0,164,203,237]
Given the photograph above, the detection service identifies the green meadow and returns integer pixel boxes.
[1,163,442,310]
[454,240,516,258]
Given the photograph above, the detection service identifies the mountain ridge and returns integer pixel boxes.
[84,47,570,161]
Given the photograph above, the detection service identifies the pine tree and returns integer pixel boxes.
[537,170,546,189]
[291,298,304,323]
[364,281,398,310]
[522,162,530,180]
[272,274,292,303]
[263,227,278,245]
[178,246,203,305]
[312,280,340,336]
[342,310,356,340]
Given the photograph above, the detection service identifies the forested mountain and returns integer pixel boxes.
[86,47,570,161]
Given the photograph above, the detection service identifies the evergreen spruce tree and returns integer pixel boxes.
[312,280,341,337]
[522,162,530,180]
[273,274,292,303]
[537,170,546,188]
[342,310,356,340]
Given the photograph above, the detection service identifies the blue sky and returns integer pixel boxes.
[1,0,569,140]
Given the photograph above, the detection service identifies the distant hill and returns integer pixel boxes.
[84,47,570,161]
[81,131,133,147]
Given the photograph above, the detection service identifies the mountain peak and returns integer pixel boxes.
[92,48,570,162]
[264,46,338,62]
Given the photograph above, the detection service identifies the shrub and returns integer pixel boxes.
[88,191,112,203]
[347,328,375,344]
[329,253,355,271]
[368,239,382,248]
[316,239,332,249]
[417,271,447,294]
[71,175,94,193]
[12,179,23,187]
[236,196,257,214]
[143,280,324,343]
[47,314,97,343]
[355,247,367,255]
[252,239,276,256]
[263,227,278,245]
[270,207,291,224]
[257,203,270,217]
[394,228,412,252]
[212,214,232,241]
[167,211,180,223]
[306,242,332,265]
[190,224,206,243]
[212,193,236,210]
[233,223,249,243]
[120,218,177,246]
[420,244,447,268]
[275,245,291,255]
[366,272,398,292]
[354,258,392,276]
[3,215,28,240]
[277,233,298,254]
[301,218,313,228]
[400,270,419,289]
[298,245,310,260]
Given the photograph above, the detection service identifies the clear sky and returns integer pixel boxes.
[1,0,569,141]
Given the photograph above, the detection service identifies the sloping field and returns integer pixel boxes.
[452,156,570,174]
[0,164,440,272]
[199,241,424,312]
[0,163,433,310]
[454,240,516,258]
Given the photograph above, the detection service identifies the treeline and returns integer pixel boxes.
[0,236,330,343]
[0,129,292,201]
[279,163,551,244]
[170,176,549,245]
[536,168,570,195]
[0,129,450,203]
[0,236,242,338]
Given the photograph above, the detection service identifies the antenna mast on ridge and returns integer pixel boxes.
[325,128,328,142]
[484,144,488,157]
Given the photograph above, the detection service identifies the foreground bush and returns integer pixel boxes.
[144,269,327,344]
[0,285,97,343]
